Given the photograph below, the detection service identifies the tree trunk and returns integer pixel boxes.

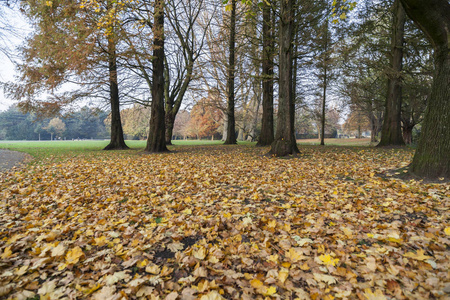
[320,19,329,146]
[164,59,194,145]
[165,113,175,145]
[224,0,237,144]
[222,113,228,141]
[400,0,450,178]
[145,0,168,153]
[257,1,274,146]
[269,0,299,156]
[378,0,406,147]
[370,114,378,143]
[104,37,129,150]
[402,125,413,144]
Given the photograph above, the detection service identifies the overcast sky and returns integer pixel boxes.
[0,4,30,112]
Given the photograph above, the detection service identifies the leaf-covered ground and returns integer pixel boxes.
[0,145,449,299]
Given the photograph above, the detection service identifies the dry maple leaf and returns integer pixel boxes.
[317,254,339,266]
[65,246,84,264]
[403,249,433,261]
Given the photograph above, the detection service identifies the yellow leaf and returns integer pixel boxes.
[250,279,264,289]
[278,268,289,283]
[444,227,450,236]
[267,254,278,263]
[263,286,277,296]
[57,263,68,271]
[364,288,387,300]
[94,236,108,247]
[183,208,192,215]
[137,259,148,268]
[268,220,277,228]
[299,262,310,270]
[285,248,305,263]
[1,246,12,259]
[145,264,160,274]
[403,249,432,261]
[15,265,28,276]
[193,245,207,260]
[66,246,84,264]
[161,265,173,276]
[84,283,102,295]
[318,254,339,266]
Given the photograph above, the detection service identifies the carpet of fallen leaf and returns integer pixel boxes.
[1,145,449,300]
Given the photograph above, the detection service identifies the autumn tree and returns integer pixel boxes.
[400,0,450,178]
[145,0,168,152]
[378,0,406,146]
[172,110,190,140]
[400,19,432,144]
[256,0,275,146]
[269,0,300,156]
[119,104,151,140]
[223,0,237,144]
[164,0,212,145]
[198,2,254,142]
[45,117,66,140]
[7,0,129,150]
[187,98,222,139]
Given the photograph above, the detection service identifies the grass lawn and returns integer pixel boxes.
[297,138,374,147]
[0,141,448,299]
[0,138,367,161]
[0,139,256,161]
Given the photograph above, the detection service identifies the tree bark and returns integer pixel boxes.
[320,19,329,146]
[103,37,128,150]
[257,1,274,146]
[402,125,413,144]
[145,0,168,153]
[400,0,450,178]
[370,114,379,143]
[165,113,175,145]
[224,0,237,144]
[269,0,299,156]
[378,0,406,147]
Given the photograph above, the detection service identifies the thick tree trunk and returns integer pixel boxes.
[224,0,237,144]
[145,0,168,153]
[400,0,450,178]
[257,1,274,146]
[378,0,406,147]
[269,0,299,156]
[104,38,128,150]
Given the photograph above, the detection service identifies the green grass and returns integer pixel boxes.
[0,138,373,163]
[0,139,257,161]
[297,138,374,147]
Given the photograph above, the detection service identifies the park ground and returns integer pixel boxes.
[0,139,449,299]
